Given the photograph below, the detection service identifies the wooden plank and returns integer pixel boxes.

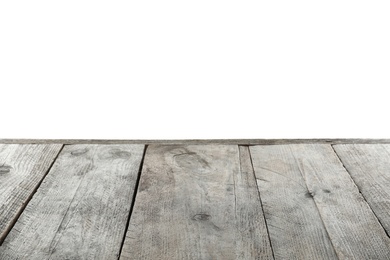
[236,146,274,259]
[0,144,63,244]
[0,144,144,260]
[249,145,337,259]
[1,139,390,145]
[251,144,390,259]
[333,144,390,234]
[120,145,273,260]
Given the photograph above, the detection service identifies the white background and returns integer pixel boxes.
[1,1,389,139]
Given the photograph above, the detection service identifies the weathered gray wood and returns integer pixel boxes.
[333,144,390,235]
[236,146,274,259]
[251,144,390,259]
[250,145,337,259]
[0,144,144,260]
[120,145,273,260]
[0,144,62,244]
[1,139,390,145]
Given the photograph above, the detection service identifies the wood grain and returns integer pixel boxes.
[0,144,144,260]
[250,145,337,259]
[251,144,390,259]
[333,144,390,234]
[0,144,63,244]
[236,146,274,259]
[120,145,273,260]
[1,139,390,145]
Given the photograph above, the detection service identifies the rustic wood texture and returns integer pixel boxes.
[333,144,390,235]
[2,142,390,259]
[251,144,390,259]
[250,145,337,259]
[236,146,274,259]
[0,144,63,244]
[120,145,273,260]
[1,139,390,145]
[0,144,144,260]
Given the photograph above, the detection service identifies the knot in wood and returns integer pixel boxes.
[0,164,12,174]
[192,213,211,221]
[71,148,89,156]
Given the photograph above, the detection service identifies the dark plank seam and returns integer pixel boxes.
[0,144,65,246]
[117,145,148,260]
[244,146,275,259]
[331,145,390,238]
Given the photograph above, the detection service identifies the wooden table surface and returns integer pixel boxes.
[1,140,390,259]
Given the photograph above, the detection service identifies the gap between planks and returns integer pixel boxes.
[0,144,64,245]
[330,144,390,239]
[240,145,276,259]
[1,144,145,259]
[3,143,389,259]
[249,144,390,259]
[119,144,274,259]
[117,145,148,259]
